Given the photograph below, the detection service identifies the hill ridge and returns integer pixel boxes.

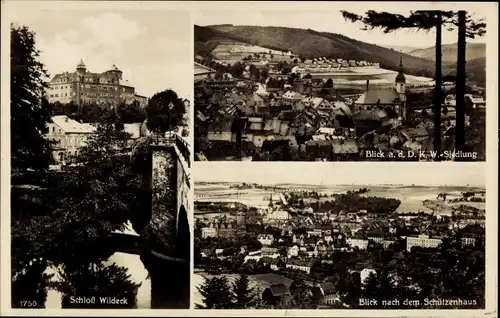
[194,24,486,86]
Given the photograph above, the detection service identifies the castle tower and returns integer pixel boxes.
[75,59,86,106]
[395,52,407,120]
[76,59,86,76]
[109,64,123,81]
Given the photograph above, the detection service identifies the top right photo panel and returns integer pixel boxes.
[193,7,488,162]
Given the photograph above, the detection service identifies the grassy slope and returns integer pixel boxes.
[408,43,486,63]
[195,25,486,86]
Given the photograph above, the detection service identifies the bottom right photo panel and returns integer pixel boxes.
[192,163,486,310]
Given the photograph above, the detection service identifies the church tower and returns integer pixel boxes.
[268,193,274,213]
[395,52,407,120]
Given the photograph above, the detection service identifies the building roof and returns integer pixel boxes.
[354,110,382,122]
[194,62,216,76]
[332,139,359,154]
[208,121,232,133]
[319,282,336,294]
[266,284,289,297]
[77,59,86,69]
[51,115,95,134]
[301,97,324,108]
[355,88,400,105]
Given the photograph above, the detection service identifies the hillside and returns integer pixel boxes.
[194,25,249,57]
[443,57,486,86]
[194,24,486,86]
[383,45,425,53]
[408,43,486,63]
[202,24,439,78]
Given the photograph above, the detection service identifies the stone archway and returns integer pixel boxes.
[176,205,190,261]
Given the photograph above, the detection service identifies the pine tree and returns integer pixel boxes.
[10,24,54,172]
[196,276,234,309]
[341,10,485,158]
[231,274,255,308]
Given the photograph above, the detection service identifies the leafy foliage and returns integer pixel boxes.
[146,89,186,134]
[56,262,141,308]
[11,259,52,308]
[11,24,54,172]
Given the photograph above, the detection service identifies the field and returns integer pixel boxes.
[195,183,486,215]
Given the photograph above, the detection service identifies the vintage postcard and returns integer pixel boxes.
[1,1,498,318]
[193,163,490,310]
[193,7,489,162]
[2,0,192,313]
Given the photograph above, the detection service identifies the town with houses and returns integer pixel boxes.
[194,183,486,308]
[194,43,486,161]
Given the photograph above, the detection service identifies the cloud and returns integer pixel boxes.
[82,12,145,48]
[132,64,192,99]
[37,12,146,77]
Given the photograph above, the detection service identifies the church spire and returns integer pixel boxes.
[396,51,406,83]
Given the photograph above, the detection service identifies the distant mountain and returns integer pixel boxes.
[194,24,486,86]
[443,57,486,86]
[383,45,425,54]
[408,43,486,63]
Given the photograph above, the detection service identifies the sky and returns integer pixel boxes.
[8,6,192,99]
[194,2,492,48]
[194,163,486,187]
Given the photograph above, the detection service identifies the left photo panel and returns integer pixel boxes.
[7,4,192,310]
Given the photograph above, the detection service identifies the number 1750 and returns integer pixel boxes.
[18,300,38,308]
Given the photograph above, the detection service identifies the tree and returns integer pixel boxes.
[232,274,255,308]
[341,10,485,158]
[56,262,141,308]
[11,24,54,172]
[43,110,140,266]
[146,89,186,135]
[325,78,334,89]
[455,11,486,153]
[196,276,234,309]
[289,279,316,308]
[118,101,147,123]
[11,259,52,308]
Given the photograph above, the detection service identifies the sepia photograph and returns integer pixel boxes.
[193,163,486,309]
[8,4,192,309]
[193,9,487,162]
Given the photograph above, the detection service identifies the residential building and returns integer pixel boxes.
[262,284,290,306]
[46,115,95,163]
[261,247,279,258]
[406,234,443,251]
[286,259,313,274]
[346,238,369,250]
[201,227,218,239]
[258,234,275,246]
[287,245,300,258]
[311,282,339,305]
[361,268,377,284]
